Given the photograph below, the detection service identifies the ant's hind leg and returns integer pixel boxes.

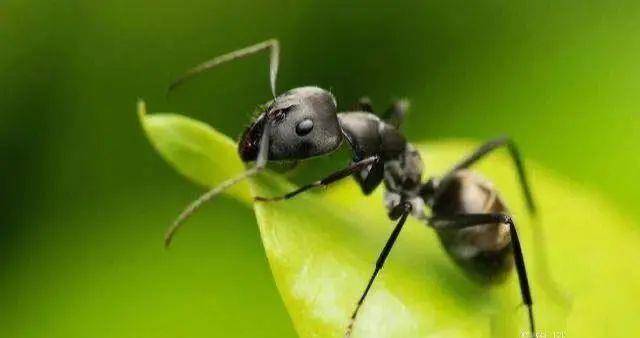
[429,213,535,337]
[435,138,570,307]
[438,137,536,215]
[254,156,380,202]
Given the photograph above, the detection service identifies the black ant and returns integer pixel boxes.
[164,39,536,337]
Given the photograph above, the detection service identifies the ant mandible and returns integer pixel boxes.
[164,39,536,337]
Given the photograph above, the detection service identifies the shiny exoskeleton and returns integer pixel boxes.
[165,40,537,337]
[337,108,520,281]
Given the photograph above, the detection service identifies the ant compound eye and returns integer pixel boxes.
[295,118,314,136]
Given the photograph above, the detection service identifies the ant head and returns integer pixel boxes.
[239,86,343,161]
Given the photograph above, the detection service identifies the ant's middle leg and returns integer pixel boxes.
[351,97,409,129]
[381,99,409,129]
[352,96,374,113]
[254,155,380,202]
[345,202,412,337]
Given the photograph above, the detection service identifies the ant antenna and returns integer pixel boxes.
[167,39,280,98]
[164,122,272,248]
[163,40,282,247]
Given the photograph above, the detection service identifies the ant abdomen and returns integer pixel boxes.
[432,170,515,281]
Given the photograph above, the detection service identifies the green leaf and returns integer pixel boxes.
[139,100,640,338]
[137,100,251,204]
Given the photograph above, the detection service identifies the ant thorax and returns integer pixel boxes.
[337,111,426,219]
[382,144,427,220]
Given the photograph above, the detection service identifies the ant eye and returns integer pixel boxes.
[295,118,314,136]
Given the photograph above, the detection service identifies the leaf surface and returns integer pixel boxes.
[139,101,640,338]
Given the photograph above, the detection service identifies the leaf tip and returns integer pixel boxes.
[137,98,147,121]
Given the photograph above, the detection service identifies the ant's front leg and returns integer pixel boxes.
[254,156,380,202]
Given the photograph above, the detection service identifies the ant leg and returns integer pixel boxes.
[164,123,272,247]
[438,137,536,215]
[429,213,535,337]
[345,202,412,337]
[351,96,374,113]
[435,138,569,307]
[254,156,379,202]
[381,99,410,129]
[168,39,280,97]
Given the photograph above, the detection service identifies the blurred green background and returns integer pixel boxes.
[1,1,639,337]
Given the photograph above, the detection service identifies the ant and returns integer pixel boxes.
[164,39,536,337]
